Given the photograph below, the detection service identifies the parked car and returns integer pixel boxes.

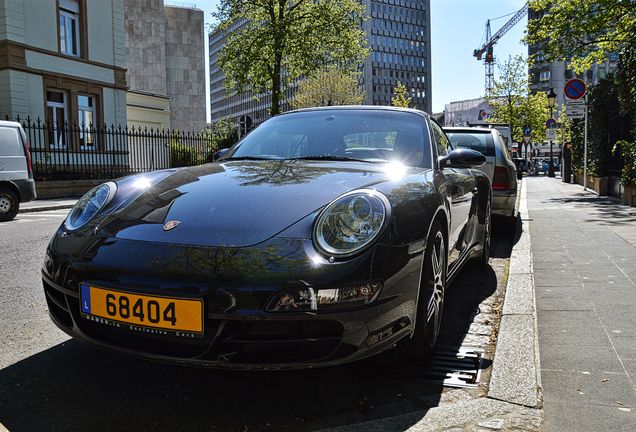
[444,126,518,219]
[0,120,36,221]
[43,106,492,369]
[512,157,527,180]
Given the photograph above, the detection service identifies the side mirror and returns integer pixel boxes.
[213,148,230,161]
[439,148,486,169]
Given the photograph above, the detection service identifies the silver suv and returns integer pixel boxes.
[0,121,36,221]
[443,127,517,219]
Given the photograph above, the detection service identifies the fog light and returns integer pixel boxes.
[267,282,382,312]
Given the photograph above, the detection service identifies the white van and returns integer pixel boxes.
[0,121,37,221]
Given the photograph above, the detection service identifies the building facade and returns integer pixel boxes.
[444,97,492,127]
[124,0,206,132]
[0,0,127,131]
[209,0,432,127]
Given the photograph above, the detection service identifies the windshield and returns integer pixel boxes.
[227,109,432,168]
[445,131,496,157]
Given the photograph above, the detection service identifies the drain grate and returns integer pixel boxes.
[421,345,485,388]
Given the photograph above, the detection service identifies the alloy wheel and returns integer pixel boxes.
[426,230,445,343]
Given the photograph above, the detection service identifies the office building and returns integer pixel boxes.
[209,0,432,127]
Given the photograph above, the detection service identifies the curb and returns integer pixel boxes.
[487,179,543,408]
[19,204,75,214]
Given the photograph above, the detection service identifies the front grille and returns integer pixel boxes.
[43,279,73,328]
[208,320,344,363]
[66,296,217,359]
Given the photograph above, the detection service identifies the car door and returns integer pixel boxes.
[431,121,475,271]
[0,125,28,182]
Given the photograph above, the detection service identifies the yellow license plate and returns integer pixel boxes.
[80,284,203,334]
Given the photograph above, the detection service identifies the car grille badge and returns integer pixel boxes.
[163,220,181,231]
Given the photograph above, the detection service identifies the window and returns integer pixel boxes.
[431,121,451,158]
[539,70,551,82]
[78,95,97,149]
[59,0,81,56]
[47,90,68,148]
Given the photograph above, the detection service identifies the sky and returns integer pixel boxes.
[179,0,529,118]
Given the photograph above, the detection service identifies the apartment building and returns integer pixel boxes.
[0,0,127,139]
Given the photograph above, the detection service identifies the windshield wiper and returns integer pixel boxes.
[289,155,382,163]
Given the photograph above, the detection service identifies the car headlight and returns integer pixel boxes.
[314,189,391,257]
[65,182,117,231]
[266,282,383,312]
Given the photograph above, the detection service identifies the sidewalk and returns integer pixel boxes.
[19,198,78,213]
[526,177,636,431]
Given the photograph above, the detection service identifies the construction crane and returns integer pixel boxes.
[473,2,528,96]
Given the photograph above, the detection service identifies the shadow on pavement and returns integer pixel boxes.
[0,244,513,432]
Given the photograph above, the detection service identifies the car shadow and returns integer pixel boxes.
[0,240,513,432]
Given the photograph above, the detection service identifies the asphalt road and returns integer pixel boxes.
[0,211,515,432]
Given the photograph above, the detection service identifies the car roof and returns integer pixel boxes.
[442,126,496,134]
[0,120,23,128]
[284,105,430,119]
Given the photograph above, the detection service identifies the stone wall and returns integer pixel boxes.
[164,6,206,132]
[124,0,167,96]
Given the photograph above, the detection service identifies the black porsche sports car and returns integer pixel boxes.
[42,106,491,369]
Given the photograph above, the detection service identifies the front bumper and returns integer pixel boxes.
[42,236,422,369]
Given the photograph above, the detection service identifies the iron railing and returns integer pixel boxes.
[7,116,216,181]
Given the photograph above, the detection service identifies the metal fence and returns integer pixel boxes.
[7,116,216,181]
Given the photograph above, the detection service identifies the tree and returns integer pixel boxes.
[527,0,636,73]
[291,66,364,109]
[487,55,530,143]
[391,81,412,108]
[213,0,368,116]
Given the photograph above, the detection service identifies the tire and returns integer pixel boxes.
[481,199,492,266]
[0,187,19,222]
[405,221,447,360]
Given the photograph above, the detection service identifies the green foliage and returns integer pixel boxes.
[570,119,585,174]
[205,117,239,150]
[487,56,549,145]
[291,66,364,109]
[527,0,636,73]
[170,137,204,168]
[613,140,636,185]
[391,81,412,108]
[214,0,369,116]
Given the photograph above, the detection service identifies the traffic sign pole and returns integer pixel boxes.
[584,92,588,191]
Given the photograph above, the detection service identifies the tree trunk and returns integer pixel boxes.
[271,48,282,116]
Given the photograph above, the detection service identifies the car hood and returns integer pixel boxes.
[102,160,403,247]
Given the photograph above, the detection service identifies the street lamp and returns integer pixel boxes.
[547,87,557,177]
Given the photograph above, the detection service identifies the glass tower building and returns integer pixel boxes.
[209,0,431,128]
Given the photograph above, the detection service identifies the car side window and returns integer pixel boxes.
[431,121,451,158]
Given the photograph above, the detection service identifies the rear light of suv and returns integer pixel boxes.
[23,138,33,177]
[492,166,512,190]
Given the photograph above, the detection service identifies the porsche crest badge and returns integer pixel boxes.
[163,220,181,231]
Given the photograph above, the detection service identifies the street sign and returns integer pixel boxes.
[546,129,556,140]
[523,135,531,144]
[566,98,586,119]
[546,118,556,129]
[523,126,531,137]
[564,78,586,100]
